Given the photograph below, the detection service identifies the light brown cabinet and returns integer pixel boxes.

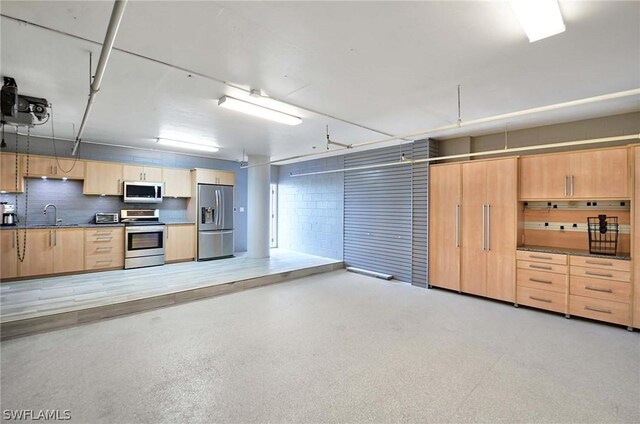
[461,158,517,302]
[165,224,195,262]
[85,227,124,270]
[195,168,235,186]
[17,229,55,277]
[520,148,628,200]
[23,155,85,180]
[16,228,85,277]
[163,168,192,197]
[84,161,123,195]
[1,230,18,279]
[428,163,461,291]
[634,146,640,328]
[0,152,23,193]
[123,165,162,182]
[53,228,85,274]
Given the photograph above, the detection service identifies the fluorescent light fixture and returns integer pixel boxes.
[218,95,302,126]
[510,0,565,42]
[157,138,219,153]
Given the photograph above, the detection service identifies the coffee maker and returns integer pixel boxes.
[1,202,18,226]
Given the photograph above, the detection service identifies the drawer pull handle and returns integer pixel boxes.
[585,271,613,278]
[585,260,613,266]
[529,296,552,303]
[585,286,613,293]
[585,306,612,314]
[530,278,552,284]
[530,255,553,260]
[95,230,113,233]
[96,260,113,264]
[529,264,552,270]
[96,247,112,251]
[96,237,113,241]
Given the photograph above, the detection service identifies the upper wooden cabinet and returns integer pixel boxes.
[195,168,235,186]
[123,165,162,182]
[163,168,192,197]
[22,155,85,180]
[428,163,461,291]
[84,161,123,196]
[520,147,629,200]
[0,152,23,193]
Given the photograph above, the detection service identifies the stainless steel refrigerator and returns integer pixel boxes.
[198,184,234,260]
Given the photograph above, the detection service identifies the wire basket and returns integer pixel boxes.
[587,215,618,256]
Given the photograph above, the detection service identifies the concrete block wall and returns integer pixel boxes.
[277,156,344,260]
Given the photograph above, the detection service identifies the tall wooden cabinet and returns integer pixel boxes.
[461,158,518,301]
[428,163,461,291]
[429,158,517,302]
[634,146,640,328]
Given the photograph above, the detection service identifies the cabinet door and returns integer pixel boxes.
[428,164,461,291]
[569,148,628,199]
[123,165,144,181]
[163,168,192,197]
[485,158,517,302]
[165,224,195,261]
[0,153,23,193]
[17,229,55,277]
[1,230,18,279]
[53,228,85,273]
[461,161,487,296]
[217,171,235,186]
[84,162,123,195]
[519,154,569,199]
[143,166,163,182]
[25,156,85,179]
[634,147,640,328]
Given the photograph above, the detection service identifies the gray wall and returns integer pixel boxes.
[277,156,344,260]
[2,136,248,251]
[437,112,640,160]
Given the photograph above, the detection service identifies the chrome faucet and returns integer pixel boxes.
[43,204,62,225]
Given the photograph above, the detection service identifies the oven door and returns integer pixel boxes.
[123,182,163,203]
[125,225,165,258]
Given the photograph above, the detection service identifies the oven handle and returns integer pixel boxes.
[125,225,166,233]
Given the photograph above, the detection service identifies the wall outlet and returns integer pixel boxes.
[240,207,245,212]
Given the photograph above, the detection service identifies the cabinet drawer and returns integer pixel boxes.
[517,268,567,293]
[85,255,123,270]
[85,243,123,256]
[85,227,122,237]
[569,295,630,326]
[517,286,566,314]
[517,250,567,265]
[86,232,123,245]
[517,260,567,275]
[570,266,630,283]
[569,256,630,272]
[570,276,630,303]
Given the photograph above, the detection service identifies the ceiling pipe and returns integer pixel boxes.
[245,88,640,168]
[289,133,640,177]
[71,0,128,156]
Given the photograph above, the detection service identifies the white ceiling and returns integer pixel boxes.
[1,1,639,162]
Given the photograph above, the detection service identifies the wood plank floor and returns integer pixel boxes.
[1,249,342,338]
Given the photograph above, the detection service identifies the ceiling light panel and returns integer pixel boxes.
[157,138,219,152]
[510,0,565,42]
[218,96,302,126]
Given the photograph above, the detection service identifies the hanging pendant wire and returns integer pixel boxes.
[15,127,30,263]
[50,104,81,173]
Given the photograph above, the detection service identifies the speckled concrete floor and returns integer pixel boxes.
[1,270,639,423]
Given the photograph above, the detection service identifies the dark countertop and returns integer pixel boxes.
[164,221,195,225]
[1,223,125,230]
[518,245,631,261]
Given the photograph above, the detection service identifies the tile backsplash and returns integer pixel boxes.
[1,178,188,225]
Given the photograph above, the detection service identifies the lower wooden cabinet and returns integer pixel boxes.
[17,229,55,277]
[84,227,124,270]
[516,251,568,314]
[165,224,195,262]
[53,228,85,274]
[1,230,18,279]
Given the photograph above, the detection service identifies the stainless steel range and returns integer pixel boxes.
[121,209,165,269]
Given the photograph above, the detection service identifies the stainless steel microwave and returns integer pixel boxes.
[123,181,163,204]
